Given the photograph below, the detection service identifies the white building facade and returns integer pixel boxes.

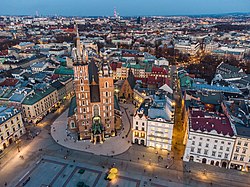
[0,106,26,151]
[132,92,175,151]
[230,137,250,171]
[183,109,236,168]
[146,118,174,150]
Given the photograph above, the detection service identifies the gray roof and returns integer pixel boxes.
[0,106,20,124]
[216,62,242,74]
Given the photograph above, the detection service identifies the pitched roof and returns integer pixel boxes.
[159,84,173,94]
[0,78,19,87]
[51,80,64,90]
[54,66,74,76]
[22,86,56,105]
[190,109,234,137]
[127,70,136,89]
[0,106,20,124]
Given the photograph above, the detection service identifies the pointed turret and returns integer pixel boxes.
[73,24,88,65]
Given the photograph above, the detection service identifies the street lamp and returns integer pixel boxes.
[16,139,21,152]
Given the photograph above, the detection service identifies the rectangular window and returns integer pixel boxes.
[218,152,222,158]
[192,141,195,145]
[198,142,202,146]
[242,148,247,154]
[224,153,229,159]
[244,142,248,147]
[213,145,217,149]
[197,148,201,154]
[220,146,223,150]
[212,151,216,156]
[205,143,209,148]
[240,156,244,161]
[236,147,240,153]
[238,141,242,145]
[191,147,194,152]
[204,149,208,155]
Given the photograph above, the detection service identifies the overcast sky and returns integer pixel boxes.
[1,0,250,16]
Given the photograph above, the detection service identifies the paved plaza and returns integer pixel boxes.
[15,156,191,187]
[51,104,134,156]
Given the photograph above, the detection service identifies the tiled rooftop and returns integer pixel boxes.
[190,109,234,137]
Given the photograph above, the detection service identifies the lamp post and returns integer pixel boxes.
[16,139,21,152]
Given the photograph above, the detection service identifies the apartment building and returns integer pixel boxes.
[183,109,236,168]
[22,86,58,123]
[132,92,175,151]
[0,106,25,151]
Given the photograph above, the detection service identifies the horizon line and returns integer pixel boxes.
[0,11,250,18]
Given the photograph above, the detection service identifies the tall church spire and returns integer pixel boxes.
[73,24,88,65]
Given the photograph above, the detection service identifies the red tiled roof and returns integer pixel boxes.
[190,110,234,136]
[0,78,19,87]
[152,66,168,74]
[0,49,8,55]
[51,74,59,80]
[117,62,122,68]
[62,28,75,33]
[110,63,117,71]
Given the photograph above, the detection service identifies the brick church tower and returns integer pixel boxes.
[73,25,115,143]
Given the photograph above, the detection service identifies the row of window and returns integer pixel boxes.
[135,126,145,131]
[1,122,21,131]
[191,147,229,159]
[235,147,248,154]
[135,121,145,126]
[237,140,249,147]
[80,80,110,88]
[192,141,231,151]
[233,154,250,162]
[1,127,23,140]
[192,136,232,145]
[0,118,19,132]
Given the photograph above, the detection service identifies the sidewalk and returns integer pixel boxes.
[51,104,133,156]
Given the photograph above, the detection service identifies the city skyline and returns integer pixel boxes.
[0,0,250,16]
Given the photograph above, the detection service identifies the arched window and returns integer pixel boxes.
[80,79,83,84]
[105,81,109,88]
